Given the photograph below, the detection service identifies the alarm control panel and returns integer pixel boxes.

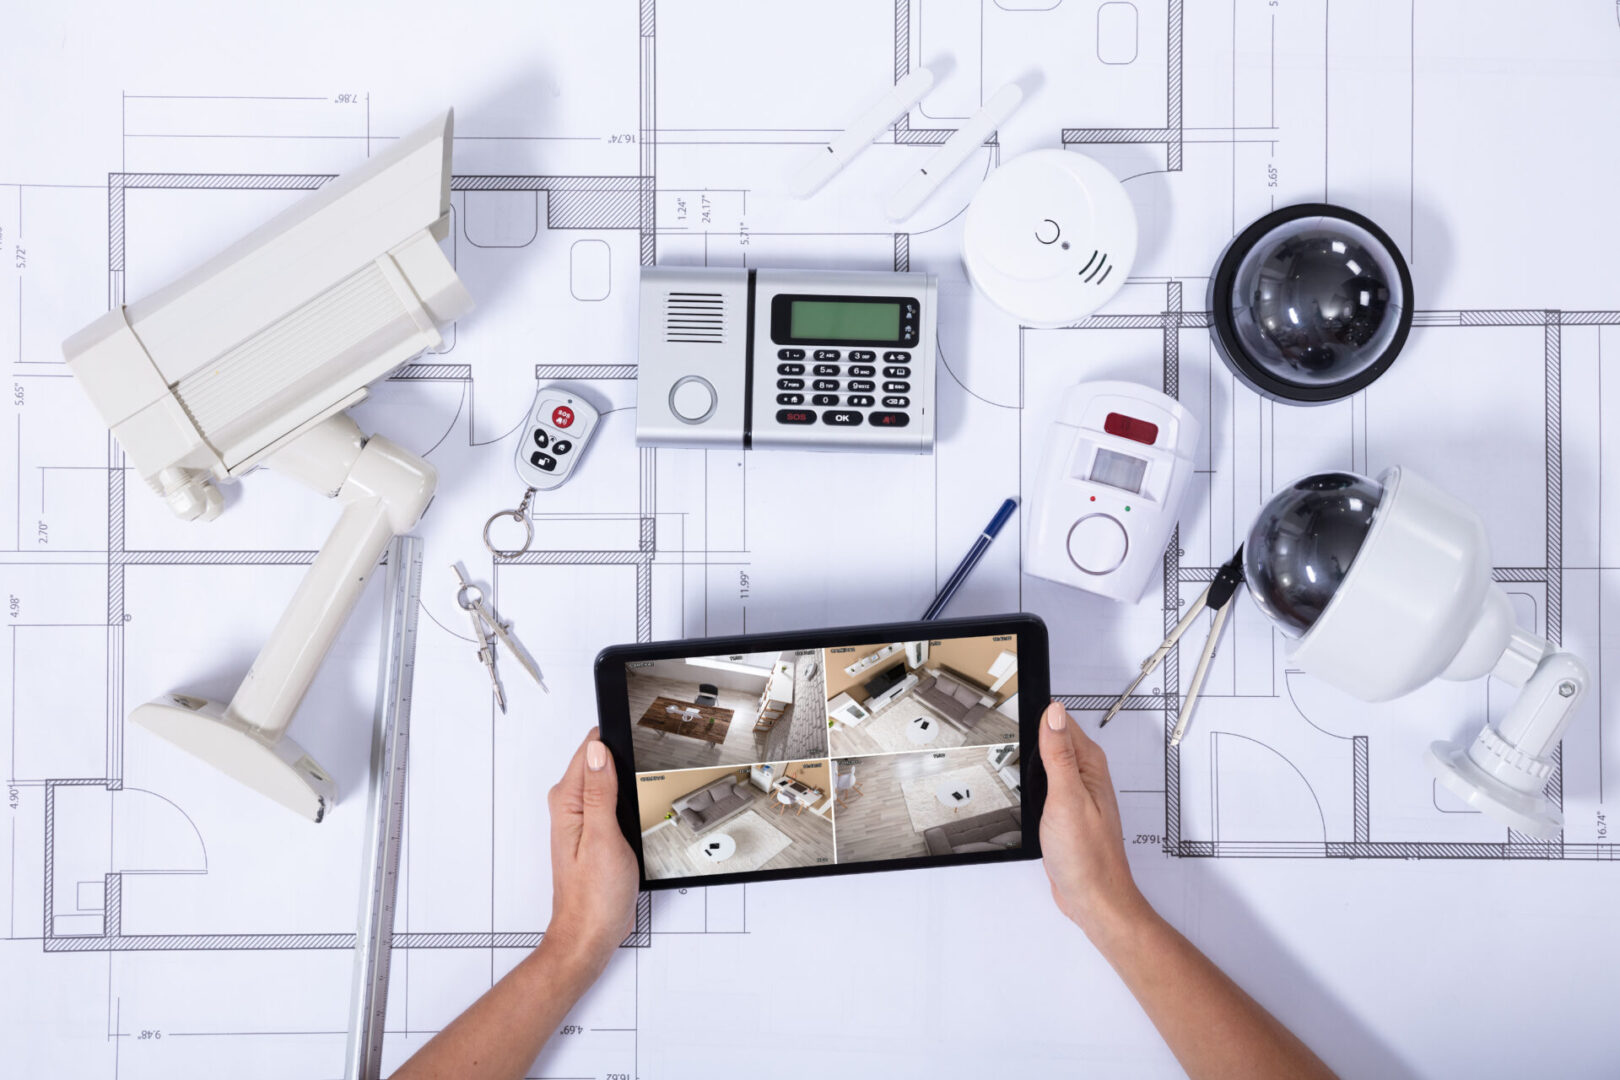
[636,266,936,453]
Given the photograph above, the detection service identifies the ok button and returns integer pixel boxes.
[822,410,863,426]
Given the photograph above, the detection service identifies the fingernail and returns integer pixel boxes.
[1046,703,1066,730]
[586,741,607,771]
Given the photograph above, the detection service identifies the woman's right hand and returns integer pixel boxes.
[1038,701,1153,943]
[1038,702,1340,1078]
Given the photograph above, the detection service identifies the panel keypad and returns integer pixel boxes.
[640,265,933,451]
[762,343,919,439]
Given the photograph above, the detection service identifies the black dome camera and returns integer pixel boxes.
[1209,204,1413,403]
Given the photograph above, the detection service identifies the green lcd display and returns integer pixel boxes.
[788,299,902,342]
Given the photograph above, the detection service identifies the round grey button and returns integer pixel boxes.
[1066,514,1129,575]
[669,375,717,424]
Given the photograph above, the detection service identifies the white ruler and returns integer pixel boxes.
[343,534,424,1080]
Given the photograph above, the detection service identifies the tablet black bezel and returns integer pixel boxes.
[594,613,1048,891]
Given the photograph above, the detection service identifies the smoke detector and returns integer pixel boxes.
[962,149,1137,328]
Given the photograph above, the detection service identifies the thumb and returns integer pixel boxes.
[1065,712,1114,783]
[1039,702,1084,792]
[581,738,621,836]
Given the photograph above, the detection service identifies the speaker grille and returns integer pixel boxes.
[665,291,724,343]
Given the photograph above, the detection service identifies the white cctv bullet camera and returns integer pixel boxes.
[63,110,472,822]
[1245,467,1588,838]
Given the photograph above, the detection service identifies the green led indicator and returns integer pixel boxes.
[1125,505,1132,512]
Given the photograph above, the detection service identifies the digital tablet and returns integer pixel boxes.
[594,613,1048,890]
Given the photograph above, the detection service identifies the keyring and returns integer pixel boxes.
[483,488,535,558]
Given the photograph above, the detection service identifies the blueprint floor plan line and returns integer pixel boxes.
[5,1,1620,1076]
[1045,298,1618,861]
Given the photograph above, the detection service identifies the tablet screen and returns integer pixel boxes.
[621,631,1024,881]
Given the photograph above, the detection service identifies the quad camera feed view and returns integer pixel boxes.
[627,634,1022,880]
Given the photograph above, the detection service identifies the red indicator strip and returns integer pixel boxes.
[1104,411,1158,445]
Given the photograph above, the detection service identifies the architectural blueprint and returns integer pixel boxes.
[3,1,1619,1076]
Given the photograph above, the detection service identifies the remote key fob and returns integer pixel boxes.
[516,387,599,490]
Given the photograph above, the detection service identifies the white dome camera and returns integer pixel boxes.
[1245,467,1589,838]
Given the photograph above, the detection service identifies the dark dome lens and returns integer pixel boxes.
[1243,472,1384,637]
[1233,220,1402,386]
[1211,206,1412,403]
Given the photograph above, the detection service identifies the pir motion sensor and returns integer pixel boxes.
[55,101,1592,841]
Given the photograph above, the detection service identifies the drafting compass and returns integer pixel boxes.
[454,563,547,712]
[1100,547,1245,747]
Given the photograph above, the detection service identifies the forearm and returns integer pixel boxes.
[393,934,608,1080]
[1090,905,1336,1080]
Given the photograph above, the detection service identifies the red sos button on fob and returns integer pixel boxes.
[551,405,575,429]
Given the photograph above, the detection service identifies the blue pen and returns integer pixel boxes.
[921,497,1019,621]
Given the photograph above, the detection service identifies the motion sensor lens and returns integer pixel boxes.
[1209,204,1413,403]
